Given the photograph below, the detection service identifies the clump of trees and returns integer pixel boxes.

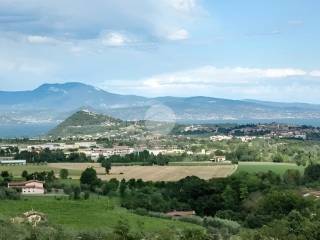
[21,170,56,183]
[226,144,260,162]
[104,150,171,165]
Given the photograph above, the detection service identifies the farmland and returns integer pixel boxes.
[0,164,82,178]
[235,161,305,175]
[0,196,203,232]
[0,163,237,181]
[48,163,237,181]
[0,161,307,181]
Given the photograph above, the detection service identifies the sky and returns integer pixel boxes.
[1,0,320,103]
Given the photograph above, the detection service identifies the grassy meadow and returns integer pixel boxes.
[0,164,82,178]
[0,196,203,232]
[235,162,305,175]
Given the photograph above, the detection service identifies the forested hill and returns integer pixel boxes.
[48,110,124,137]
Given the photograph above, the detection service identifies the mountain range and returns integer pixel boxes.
[1,82,320,134]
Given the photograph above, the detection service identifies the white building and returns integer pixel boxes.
[8,180,45,195]
[236,136,256,142]
[75,142,96,148]
[210,135,233,141]
[0,159,26,165]
[85,146,135,160]
[211,156,226,162]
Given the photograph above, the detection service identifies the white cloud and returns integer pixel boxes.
[99,66,320,103]
[140,66,308,88]
[233,67,306,78]
[101,32,131,47]
[0,58,55,75]
[167,29,189,40]
[168,0,197,12]
[310,70,320,77]
[0,1,200,44]
[26,35,60,44]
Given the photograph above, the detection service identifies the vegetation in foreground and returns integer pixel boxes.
[0,217,208,240]
[235,162,305,175]
[0,197,202,233]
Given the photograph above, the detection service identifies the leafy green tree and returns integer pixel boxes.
[304,163,320,182]
[72,186,81,200]
[222,185,238,210]
[59,169,69,179]
[283,169,301,185]
[272,153,284,163]
[119,179,127,197]
[84,191,90,200]
[80,167,99,187]
[239,183,249,200]
[101,159,112,174]
[21,170,28,179]
[258,191,309,218]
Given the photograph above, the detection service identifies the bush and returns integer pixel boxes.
[178,215,204,226]
[0,188,20,200]
[203,217,241,235]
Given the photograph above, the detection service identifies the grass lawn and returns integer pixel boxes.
[0,197,203,233]
[0,164,82,178]
[235,162,305,175]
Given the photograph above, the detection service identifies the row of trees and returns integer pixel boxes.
[15,149,91,163]
[105,150,172,165]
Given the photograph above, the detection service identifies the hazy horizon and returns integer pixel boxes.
[1,81,320,105]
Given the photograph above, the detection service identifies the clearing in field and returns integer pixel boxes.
[49,163,237,181]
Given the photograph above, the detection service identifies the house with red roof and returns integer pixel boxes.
[8,180,45,195]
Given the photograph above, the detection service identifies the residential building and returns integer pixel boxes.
[8,180,45,195]
[211,156,226,163]
[0,159,26,165]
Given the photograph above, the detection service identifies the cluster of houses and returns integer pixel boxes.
[15,141,219,161]
[210,135,257,142]
[207,123,317,142]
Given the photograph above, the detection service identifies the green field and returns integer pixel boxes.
[235,162,305,175]
[0,197,203,232]
[0,164,82,178]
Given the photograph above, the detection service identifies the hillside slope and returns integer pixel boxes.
[48,110,124,137]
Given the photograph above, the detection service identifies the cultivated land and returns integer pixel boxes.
[235,161,305,175]
[0,164,82,178]
[1,162,305,180]
[0,197,203,232]
[49,163,237,181]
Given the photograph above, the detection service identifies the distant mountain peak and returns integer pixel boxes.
[78,109,98,116]
[36,82,92,91]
